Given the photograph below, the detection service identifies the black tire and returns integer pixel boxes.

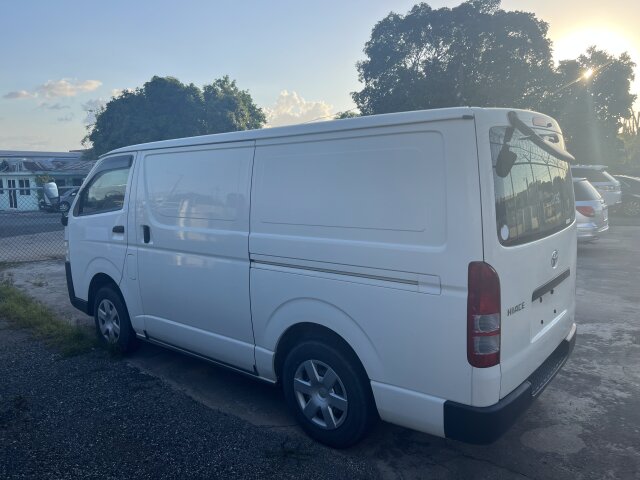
[282,339,377,448]
[93,286,138,353]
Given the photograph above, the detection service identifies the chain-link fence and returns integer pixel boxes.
[0,186,74,263]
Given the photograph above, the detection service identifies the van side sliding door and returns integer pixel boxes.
[134,142,256,372]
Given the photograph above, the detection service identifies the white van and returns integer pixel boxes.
[64,107,577,448]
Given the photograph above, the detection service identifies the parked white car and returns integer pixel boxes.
[64,108,577,447]
[571,165,621,210]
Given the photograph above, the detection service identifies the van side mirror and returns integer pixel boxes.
[495,147,517,178]
[61,215,68,227]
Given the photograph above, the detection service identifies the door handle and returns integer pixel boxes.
[112,225,125,234]
[142,225,151,244]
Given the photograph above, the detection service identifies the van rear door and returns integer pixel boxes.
[475,110,577,399]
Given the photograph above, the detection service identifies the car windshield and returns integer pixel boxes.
[491,126,575,246]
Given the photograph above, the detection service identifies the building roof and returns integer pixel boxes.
[0,155,95,175]
[0,149,84,160]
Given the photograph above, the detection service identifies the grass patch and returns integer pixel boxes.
[0,281,97,357]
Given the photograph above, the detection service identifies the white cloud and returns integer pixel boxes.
[3,78,102,100]
[265,91,334,127]
[37,79,102,98]
[3,90,35,99]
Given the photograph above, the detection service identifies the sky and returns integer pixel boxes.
[1,0,639,151]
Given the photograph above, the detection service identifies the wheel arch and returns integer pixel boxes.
[265,297,385,387]
[87,272,122,316]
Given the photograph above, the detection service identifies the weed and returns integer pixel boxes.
[0,281,97,357]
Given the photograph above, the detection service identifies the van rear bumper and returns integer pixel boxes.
[65,261,89,314]
[443,323,576,444]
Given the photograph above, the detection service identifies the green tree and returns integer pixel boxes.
[202,76,266,133]
[621,133,640,174]
[545,48,636,168]
[334,110,360,119]
[85,76,265,157]
[352,0,555,114]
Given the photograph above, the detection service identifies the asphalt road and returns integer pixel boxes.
[0,322,378,480]
[1,226,639,479]
[0,211,64,239]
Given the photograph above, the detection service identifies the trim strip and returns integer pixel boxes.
[531,268,570,302]
[251,259,419,286]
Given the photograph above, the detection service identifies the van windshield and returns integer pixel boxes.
[490,127,575,247]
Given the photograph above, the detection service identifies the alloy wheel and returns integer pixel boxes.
[97,298,120,343]
[293,359,348,430]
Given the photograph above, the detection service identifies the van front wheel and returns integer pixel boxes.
[282,340,376,448]
[93,286,138,353]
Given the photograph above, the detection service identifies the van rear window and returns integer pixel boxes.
[490,127,575,246]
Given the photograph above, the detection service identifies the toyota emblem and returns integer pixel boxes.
[551,250,559,268]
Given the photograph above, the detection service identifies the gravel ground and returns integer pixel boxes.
[0,322,378,480]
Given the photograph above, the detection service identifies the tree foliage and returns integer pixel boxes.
[85,76,265,157]
[334,110,360,119]
[353,0,555,114]
[621,133,640,174]
[544,48,636,168]
[353,1,637,169]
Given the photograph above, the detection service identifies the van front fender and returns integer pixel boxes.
[77,257,124,302]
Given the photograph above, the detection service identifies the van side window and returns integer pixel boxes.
[77,167,130,215]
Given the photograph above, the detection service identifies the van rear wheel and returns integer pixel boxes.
[93,286,138,353]
[282,340,376,448]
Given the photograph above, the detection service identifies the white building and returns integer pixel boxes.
[0,150,95,211]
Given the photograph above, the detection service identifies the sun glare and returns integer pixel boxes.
[554,27,638,62]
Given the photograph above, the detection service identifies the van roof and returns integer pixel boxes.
[103,107,546,157]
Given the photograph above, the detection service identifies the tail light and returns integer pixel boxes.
[468,262,501,368]
[576,206,595,217]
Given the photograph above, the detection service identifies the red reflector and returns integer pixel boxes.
[576,206,595,217]
[468,262,501,368]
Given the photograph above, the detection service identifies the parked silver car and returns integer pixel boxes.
[573,178,609,242]
[571,165,621,210]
